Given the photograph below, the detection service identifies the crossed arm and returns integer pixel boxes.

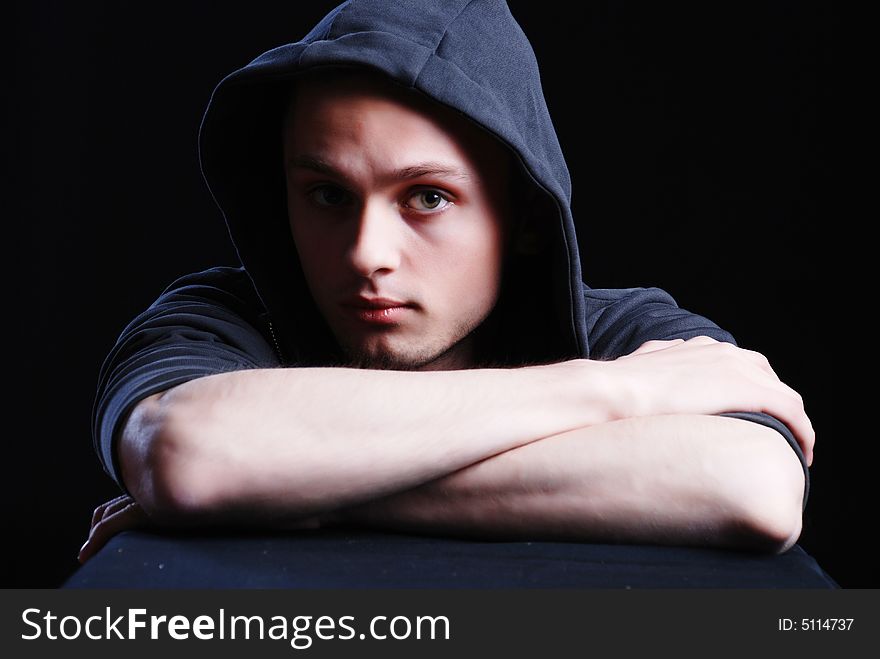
[327,413,805,552]
[79,337,813,562]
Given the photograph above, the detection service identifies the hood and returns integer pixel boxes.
[198,0,588,367]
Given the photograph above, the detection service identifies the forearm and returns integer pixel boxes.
[130,360,614,522]
[332,414,806,553]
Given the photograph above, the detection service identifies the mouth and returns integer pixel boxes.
[341,297,415,326]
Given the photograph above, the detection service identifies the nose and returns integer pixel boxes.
[346,198,402,277]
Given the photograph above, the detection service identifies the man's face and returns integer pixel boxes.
[282,72,513,371]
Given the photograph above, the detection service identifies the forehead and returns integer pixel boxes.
[283,68,514,178]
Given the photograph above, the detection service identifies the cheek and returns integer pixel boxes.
[463,212,505,277]
[425,216,505,300]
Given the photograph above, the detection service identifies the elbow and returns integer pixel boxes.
[733,435,806,555]
[144,420,222,523]
[741,500,803,555]
[121,393,226,524]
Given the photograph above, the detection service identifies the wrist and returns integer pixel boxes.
[590,357,642,422]
[552,358,625,426]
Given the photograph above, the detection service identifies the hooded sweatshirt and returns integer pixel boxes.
[92,0,809,508]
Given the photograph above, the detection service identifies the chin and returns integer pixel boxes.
[342,338,459,372]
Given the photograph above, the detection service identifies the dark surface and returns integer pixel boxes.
[64,530,839,589]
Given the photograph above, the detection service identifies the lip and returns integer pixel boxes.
[342,296,414,326]
[345,296,411,309]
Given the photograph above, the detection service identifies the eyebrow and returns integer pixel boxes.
[287,154,472,185]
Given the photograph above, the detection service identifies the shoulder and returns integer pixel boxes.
[583,284,680,312]
[156,265,260,304]
[147,265,266,321]
[581,282,736,359]
[108,266,273,357]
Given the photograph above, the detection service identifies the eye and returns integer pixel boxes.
[307,184,351,207]
[405,189,453,213]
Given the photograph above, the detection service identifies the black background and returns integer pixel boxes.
[9,1,857,587]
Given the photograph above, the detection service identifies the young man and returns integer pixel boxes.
[80,0,813,563]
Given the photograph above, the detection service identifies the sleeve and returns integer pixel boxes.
[91,267,283,495]
[583,284,809,510]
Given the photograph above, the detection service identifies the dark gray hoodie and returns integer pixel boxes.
[92,0,809,507]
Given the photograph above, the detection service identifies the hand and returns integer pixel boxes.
[78,494,150,564]
[77,494,343,564]
[601,336,815,466]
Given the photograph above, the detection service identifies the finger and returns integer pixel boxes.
[90,495,136,532]
[749,402,813,470]
[777,383,815,464]
[79,502,149,564]
[729,368,814,465]
[725,351,814,461]
[80,503,148,564]
[90,494,130,528]
[763,385,816,467]
[101,496,138,521]
[90,494,131,530]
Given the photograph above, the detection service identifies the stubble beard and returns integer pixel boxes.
[339,315,484,372]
